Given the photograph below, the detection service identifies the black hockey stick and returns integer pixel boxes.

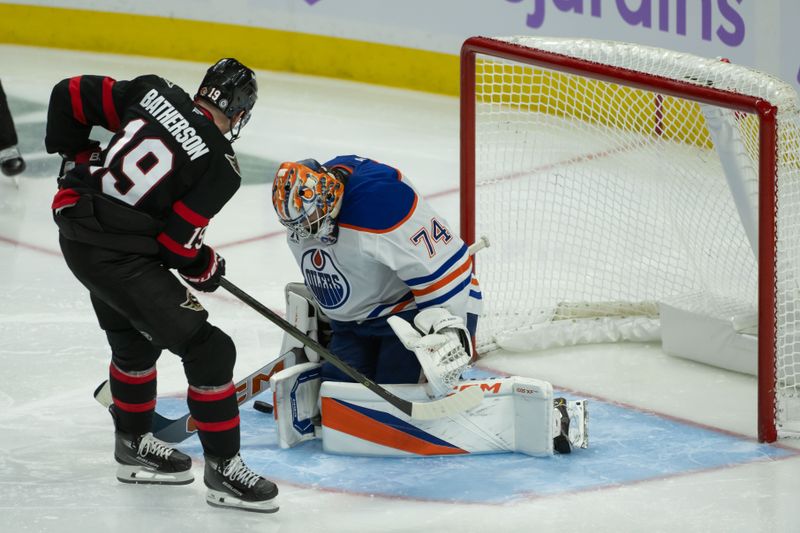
[93,348,296,443]
[220,277,484,420]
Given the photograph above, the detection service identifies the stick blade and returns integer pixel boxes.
[409,386,484,420]
[93,380,112,408]
[152,414,195,443]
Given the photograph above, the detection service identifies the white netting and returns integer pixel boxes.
[467,37,800,437]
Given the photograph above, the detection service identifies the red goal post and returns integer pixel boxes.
[459,36,800,442]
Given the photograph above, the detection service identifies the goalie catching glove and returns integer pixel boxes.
[387,308,472,399]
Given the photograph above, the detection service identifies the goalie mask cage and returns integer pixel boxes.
[459,36,800,442]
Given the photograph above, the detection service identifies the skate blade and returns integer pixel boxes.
[116,464,194,485]
[206,489,279,513]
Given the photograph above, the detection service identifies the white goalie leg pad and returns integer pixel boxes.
[269,362,322,449]
[319,376,556,457]
[281,283,331,363]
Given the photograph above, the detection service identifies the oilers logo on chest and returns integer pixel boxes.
[301,249,350,309]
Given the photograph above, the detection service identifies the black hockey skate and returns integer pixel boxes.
[204,453,279,513]
[0,146,25,177]
[553,397,589,454]
[115,431,194,485]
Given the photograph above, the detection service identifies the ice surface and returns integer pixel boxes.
[1,45,799,533]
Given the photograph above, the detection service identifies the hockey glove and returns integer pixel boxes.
[388,308,472,399]
[59,140,103,177]
[179,246,225,292]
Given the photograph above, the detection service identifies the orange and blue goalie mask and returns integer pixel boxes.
[272,161,345,243]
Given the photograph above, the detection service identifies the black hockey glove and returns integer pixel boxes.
[179,246,225,292]
[59,140,103,177]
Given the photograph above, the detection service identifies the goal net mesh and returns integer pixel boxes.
[468,37,800,437]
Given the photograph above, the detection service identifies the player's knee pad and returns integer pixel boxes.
[269,362,322,448]
[106,328,160,371]
[176,323,236,387]
[282,282,331,364]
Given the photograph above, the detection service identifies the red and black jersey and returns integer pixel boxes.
[46,74,241,271]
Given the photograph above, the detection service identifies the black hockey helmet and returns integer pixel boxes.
[196,58,258,140]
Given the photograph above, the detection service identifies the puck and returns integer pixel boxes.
[253,400,274,414]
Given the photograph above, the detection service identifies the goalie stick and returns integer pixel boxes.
[93,348,296,443]
[220,277,484,420]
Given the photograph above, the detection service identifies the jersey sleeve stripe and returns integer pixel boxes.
[404,243,468,286]
[101,76,121,131]
[390,296,415,314]
[411,256,472,297]
[367,291,414,319]
[416,275,473,309]
[156,232,198,258]
[173,200,210,227]
[469,278,482,299]
[68,76,87,125]
[338,194,418,234]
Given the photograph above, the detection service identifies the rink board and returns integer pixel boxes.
[158,369,797,505]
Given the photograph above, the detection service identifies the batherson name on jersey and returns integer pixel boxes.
[139,89,209,160]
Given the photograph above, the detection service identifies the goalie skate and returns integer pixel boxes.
[115,431,194,485]
[552,398,589,454]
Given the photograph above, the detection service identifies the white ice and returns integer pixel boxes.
[0,45,799,533]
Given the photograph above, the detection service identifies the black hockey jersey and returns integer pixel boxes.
[46,74,241,271]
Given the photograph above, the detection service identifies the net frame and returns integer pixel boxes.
[459,36,783,443]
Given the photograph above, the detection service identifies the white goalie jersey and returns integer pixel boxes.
[284,155,482,324]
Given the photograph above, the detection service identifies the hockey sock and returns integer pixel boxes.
[109,362,156,435]
[187,382,240,458]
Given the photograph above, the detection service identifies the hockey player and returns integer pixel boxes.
[46,59,278,513]
[0,79,25,177]
[272,156,480,390]
[269,157,588,457]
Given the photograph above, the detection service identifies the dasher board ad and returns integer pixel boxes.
[6,1,798,92]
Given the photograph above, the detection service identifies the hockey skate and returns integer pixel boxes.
[552,397,589,454]
[115,431,194,485]
[0,146,25,177]
[204,453,279,513]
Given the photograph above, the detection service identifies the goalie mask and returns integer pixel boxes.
[272,161,346,244]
